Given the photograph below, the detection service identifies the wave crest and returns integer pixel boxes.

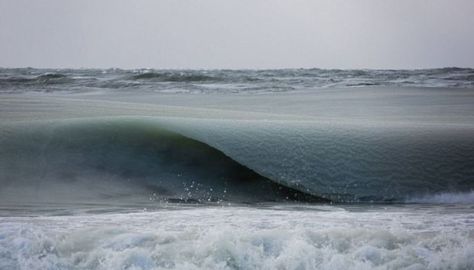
[131,72,217,82]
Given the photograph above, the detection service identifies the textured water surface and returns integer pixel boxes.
[1,67,473,94]
[1,68,473,269]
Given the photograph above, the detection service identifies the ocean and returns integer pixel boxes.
[0,67,473,269]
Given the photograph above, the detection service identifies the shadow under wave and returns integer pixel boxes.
[0,119,328,208]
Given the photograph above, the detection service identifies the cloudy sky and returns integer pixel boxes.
[1,0,473,69]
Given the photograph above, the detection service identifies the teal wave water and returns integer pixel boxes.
[1,117,473,205]
[0,119,326,206]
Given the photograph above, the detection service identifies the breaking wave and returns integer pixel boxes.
[1,117,473,205]
[0,119,326,206]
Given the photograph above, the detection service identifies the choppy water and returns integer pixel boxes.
[1,68,473,269]
[1,67,473,94]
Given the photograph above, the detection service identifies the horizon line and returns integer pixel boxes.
[1,66,473,71]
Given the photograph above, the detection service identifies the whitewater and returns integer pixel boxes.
[0,68,473,269]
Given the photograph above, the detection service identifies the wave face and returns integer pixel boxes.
[1,70,473,204]
[1,67,473,93]
[155,118,474,202]
[0,119,326,205]
[1,117,473,205]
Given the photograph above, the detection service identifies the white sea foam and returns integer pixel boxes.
[1,205,473,270]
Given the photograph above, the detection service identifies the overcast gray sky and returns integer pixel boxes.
[1,0,473,69]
